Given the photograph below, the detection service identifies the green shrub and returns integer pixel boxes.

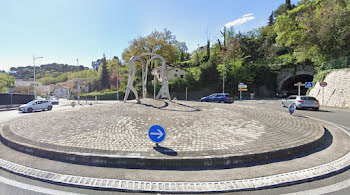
[85,90,125,100]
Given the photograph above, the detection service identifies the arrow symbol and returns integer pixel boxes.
[150,129,164,139]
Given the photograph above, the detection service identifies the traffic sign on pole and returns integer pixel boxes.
[289,104,295,115]
[305,82,313,88]
[294,82,305,96]
[320,81,327,106]
[320,82,327,87]
[148,125,166,144]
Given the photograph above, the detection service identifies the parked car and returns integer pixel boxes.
[282,96,319,111]
[200,93,234,103]
[18,100,53,113]
[50,97,59,105]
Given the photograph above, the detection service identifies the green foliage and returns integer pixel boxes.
[275,0,350,66]
[98,58,110,89]
[312,69,333,83]
[10,63,88,80]
[122,29,179,65]
[0,73,15,93]
[86,90,125,100]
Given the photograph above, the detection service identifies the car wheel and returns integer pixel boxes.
[27,108,33,113]
[313,108,319,111]
[47,106,52,110]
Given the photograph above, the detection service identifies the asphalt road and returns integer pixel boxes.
[0,99,349,195]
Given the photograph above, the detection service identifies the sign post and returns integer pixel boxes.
[77,84,81,105]
[238,83,248,101]
[294,82,305,96]
[289,104,295,115]
[8,88,14,108]
[85,84,89,103]
[320,81,327,106]
[148,125,166,146]
[305,82,313,88]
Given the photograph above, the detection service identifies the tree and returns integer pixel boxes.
[98,56,110,89]
[122,29,178,66]
[0,73,15,93]
[275,0,350,65]
[175,42,188,63]
[206,39,210,61]
[268,11,274,25]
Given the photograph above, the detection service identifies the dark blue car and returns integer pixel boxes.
[200,93,234,103]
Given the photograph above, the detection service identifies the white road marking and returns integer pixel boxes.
[283,178,350,195]
[284,116,350,195]
[0,175,84,195]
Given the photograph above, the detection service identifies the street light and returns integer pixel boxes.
[33,55,43,99]
[222,57,226,94]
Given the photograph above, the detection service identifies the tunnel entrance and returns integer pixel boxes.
[280,74,314,96]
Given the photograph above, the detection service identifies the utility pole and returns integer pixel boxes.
[33,55,43,99]
[154,75,156,99]
[222,57,226,94]
[117,61,119,101]
[77,59,80,105]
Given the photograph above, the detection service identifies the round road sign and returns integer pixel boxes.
[148,125,166,143]
[289,104,295,115]
[320,82,327,87]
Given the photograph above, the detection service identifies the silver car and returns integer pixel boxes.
[282,96,319,111]
[18,100,53,113]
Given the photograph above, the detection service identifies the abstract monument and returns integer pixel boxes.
[124,53,171,102]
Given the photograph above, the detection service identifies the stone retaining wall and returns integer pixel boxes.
[309,69,350,108]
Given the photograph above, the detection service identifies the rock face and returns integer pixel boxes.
[309,69,350,108]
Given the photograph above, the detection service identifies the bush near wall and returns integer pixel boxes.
[85,91,126,100]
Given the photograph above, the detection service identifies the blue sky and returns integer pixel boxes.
[0,0,299,71]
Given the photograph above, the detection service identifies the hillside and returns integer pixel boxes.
[9,63,89,80]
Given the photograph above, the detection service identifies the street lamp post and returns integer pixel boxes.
[77,59,80,105]
[33,55,43,100]
[222,57,226,94]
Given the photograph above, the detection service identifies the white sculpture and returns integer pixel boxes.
[124,53,171,102]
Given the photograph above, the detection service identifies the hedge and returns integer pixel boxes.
[85,91,126,100]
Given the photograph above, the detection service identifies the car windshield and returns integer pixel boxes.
[27,101,36,105]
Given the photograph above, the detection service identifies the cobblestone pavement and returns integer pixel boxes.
[1,99,324,158]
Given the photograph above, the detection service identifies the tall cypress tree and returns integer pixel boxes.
[286,0,292,10]
[268,11,274,25]
[99,55,110,89]
[206,39,210,61]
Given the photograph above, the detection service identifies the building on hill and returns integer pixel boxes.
[152,66,188,82]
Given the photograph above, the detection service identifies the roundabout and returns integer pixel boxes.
[0,100,349,193]
[0,99,325,169]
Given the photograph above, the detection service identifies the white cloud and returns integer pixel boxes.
[225,13,255,28]
[242,13,254,17]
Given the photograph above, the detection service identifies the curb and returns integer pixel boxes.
[0,142,349,193]
[0,125,326,170]
[0,121,349,192]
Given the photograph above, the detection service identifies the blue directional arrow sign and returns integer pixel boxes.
[289,104,295,115]
[305,82,313,88]
[148,125,166,143]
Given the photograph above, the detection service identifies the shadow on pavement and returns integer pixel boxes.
[136,99,202,112]
[153,145,178,156]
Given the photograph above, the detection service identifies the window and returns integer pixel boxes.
[176,69,178,72]
[180,75,184,78]
[174,74,178,77]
